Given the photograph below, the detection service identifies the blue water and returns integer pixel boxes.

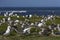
[0,7,60,16]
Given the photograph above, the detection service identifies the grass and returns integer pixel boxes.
[11,16,25,21]
[0,35,60,40]
[0,23,8,33]
[0,16,60,40]
[0,16,5,20]
[29,16,42,23]
[53,17,60,24]
[45,17,60,26]
[46,20,52,26]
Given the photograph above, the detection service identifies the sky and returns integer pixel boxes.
[0,0,60,7]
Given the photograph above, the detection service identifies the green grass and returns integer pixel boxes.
[45,17,60,26]
[0,23,8,33]
[0,16,5,20]
[53,17,60,24]
[0,35,60,40]
[29,16,42,23]
[46,20,52,26]
[0,16,60,40]
[11,16,25,21]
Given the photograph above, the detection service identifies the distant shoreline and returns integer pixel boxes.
[0,7,60,16]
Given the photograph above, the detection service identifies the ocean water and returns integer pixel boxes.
[0,7,60,16]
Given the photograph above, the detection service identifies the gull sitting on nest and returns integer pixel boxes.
[15,20,19,23]
[4,14,7,17]
[3,25,11,35]
[29,14,32,18]
[23,27,31,34]
[47,15,53,20]
[17,15,19,18]
[9,12,13,16]
[2,18,5,23]
[8,17,11,21]
[37,22,44,27]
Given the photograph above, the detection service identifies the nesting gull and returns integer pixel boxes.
[3,25,11,35]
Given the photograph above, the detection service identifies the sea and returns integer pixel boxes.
[0,7,60,16]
